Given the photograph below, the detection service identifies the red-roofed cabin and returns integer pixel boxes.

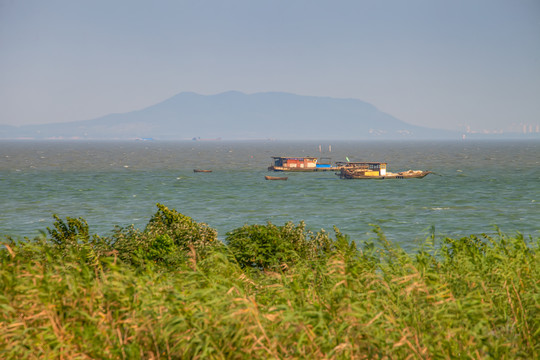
[268,156,318,171]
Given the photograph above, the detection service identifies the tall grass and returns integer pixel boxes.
[1,204,538,359]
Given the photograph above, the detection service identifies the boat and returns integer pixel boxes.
[336,162,432,179]
[193,169,212,173]
[268,156,345,172]
[265,176,288,180]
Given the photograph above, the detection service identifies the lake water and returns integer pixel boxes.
[1,140,538,251]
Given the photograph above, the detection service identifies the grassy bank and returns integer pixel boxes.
[1,204,538,359]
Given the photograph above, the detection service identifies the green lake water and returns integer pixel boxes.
[1,140,538,251]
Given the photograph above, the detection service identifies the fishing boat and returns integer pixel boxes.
[268,156,344,172]
[336,162,432,179]
[193,169,212,173]
[265,176,288,180]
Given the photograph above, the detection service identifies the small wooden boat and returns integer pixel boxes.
[193,169,212,173]
[265,175,288,180]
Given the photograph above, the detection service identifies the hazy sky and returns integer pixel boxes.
[1,0,539,132]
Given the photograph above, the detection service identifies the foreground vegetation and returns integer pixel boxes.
[1,204,538,359]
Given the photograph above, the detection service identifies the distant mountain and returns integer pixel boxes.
[1,91,460,140]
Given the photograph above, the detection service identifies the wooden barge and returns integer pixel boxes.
[336,162,431,179]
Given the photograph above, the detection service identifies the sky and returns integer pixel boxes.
[1,0,539,133]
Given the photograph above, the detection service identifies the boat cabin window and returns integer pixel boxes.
[273,157,284,166]
[319,157,332,165]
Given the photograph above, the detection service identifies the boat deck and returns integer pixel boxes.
[338,169,432,179]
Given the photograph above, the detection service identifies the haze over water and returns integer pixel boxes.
[1,140,538,251]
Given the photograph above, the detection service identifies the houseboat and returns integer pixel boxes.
[268,157,342,172]
[336,162,431,179]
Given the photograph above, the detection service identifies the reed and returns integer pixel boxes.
[1,204,538,359]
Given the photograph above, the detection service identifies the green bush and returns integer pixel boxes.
[46,215,111,268]
[145,203,217,251]
[226,221,356,271]
[109,204,218,268]
[47,214,91,247]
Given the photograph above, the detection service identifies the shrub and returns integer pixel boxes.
[109,204,218,268]
[145,203,217,251]
[46,215,111,267]
[226,221,353,271]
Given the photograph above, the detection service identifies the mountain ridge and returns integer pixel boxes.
[1,91,459,140]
